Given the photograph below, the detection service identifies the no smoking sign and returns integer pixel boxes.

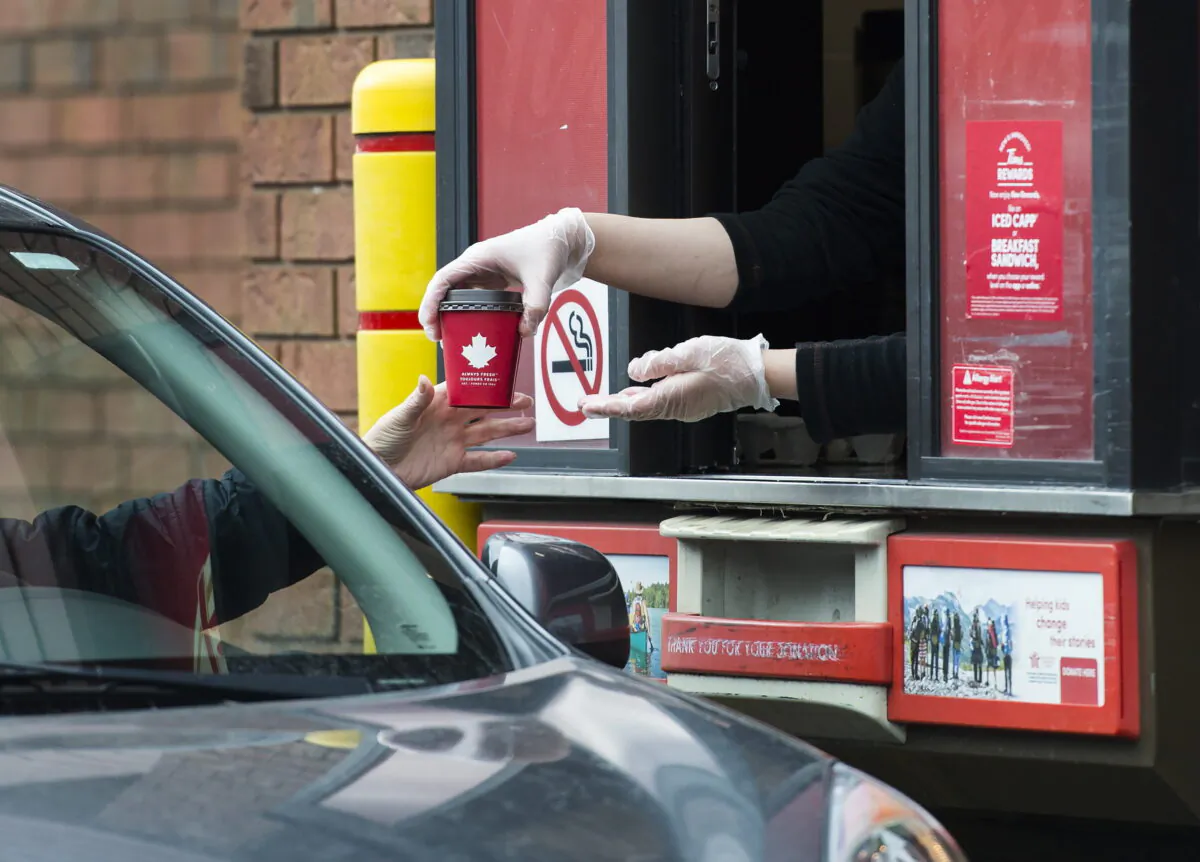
[534,279,610,442]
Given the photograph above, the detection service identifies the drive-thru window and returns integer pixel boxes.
[431,0,1200,839]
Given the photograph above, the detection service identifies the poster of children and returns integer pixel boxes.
[607,554,670,680]
[901,565,1105,706]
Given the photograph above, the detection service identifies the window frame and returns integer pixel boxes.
[906,0,1135,487]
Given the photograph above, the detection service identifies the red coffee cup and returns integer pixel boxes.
[439,288,524,408]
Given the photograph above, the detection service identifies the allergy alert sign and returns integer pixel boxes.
[951,364,1014,448]
[964,120,1064,321]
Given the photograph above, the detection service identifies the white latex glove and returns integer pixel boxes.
[364,376,534,490]
[578,334,779,423]
[418,207,595,342]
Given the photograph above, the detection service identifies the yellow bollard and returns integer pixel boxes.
[352,59,482,654]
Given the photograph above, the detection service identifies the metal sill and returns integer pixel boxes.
[433,472,1147,517]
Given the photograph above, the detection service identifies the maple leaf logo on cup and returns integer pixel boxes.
[462,333,497,369]
[439,288,522,408]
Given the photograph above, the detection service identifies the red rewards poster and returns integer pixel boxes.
[964,120,1064,321]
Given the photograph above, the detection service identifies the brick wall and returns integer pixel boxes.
[0,0,244,322]
[239,0,434,430]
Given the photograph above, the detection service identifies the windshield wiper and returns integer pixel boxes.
[0,660,373,704]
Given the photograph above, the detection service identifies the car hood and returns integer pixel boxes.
[0,658,831,861]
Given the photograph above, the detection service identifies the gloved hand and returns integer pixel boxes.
[418,207,595,342]
[364,376,535,490]
[578,334,779,423]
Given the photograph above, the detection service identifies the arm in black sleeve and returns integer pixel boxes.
[0,469,326,629]
[206,441,402,620]
[793,333,907,444]
[711,61,906,313]
[202,467,326,624]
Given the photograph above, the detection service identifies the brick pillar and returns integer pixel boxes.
[0,0,243,322]
[239,0,434,431]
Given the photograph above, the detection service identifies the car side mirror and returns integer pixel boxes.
[480,532,630,670]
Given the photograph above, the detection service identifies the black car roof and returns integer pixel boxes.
[0,186,89,233]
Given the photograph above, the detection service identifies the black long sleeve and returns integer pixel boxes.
[792,333,906,444]
[712,62,906,314]
[709,62,908,441]
[0,469,324,628]
[202,467,326,623]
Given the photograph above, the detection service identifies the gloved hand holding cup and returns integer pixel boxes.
[419,207,596,342]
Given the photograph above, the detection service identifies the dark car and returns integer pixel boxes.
[0,186,964,861]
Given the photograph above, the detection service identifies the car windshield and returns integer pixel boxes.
[0,228,520,708]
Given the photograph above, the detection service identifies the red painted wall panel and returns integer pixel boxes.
[474,0,609,449]
[938,0,1094,460]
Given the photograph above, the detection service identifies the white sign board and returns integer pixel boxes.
[901,565,1105,706]
[533,278,610,442]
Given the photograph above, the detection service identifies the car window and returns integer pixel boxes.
[0,229,517,695]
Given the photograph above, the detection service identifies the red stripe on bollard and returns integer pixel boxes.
[355,132,435,153]
[359,311,423,331]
